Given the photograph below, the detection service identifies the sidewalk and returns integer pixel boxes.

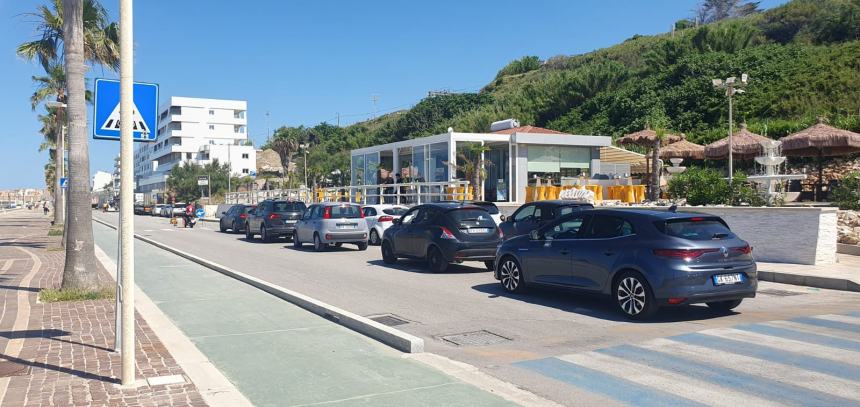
[0,211,206,406]
[90,221,518,406]
[758,254,860,292]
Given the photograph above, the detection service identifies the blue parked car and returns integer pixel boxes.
[493,209,757,319]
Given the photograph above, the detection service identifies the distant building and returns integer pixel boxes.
[91,171,113,192]
[134,97,256,199]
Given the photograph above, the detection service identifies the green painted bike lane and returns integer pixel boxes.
[93,222,514,406]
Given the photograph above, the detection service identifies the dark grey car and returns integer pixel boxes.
[219,204,256,233]
[494,209,757,319]
[245,200,306,242]
[499,200,593,240]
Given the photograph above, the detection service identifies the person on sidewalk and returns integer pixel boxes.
[42,202,49,216]
[183,202,194,228]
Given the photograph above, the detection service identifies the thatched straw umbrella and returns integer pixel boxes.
[619,127,681,200]
[660,136,705,160]
[779,118,860,201]
[704,123,773,160]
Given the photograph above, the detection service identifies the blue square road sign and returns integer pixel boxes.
[93,78,158,142]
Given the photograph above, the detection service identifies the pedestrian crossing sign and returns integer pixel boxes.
[93,78,158,142]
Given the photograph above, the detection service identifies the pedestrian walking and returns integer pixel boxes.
[42,202,49,215]
[183,202,194,228]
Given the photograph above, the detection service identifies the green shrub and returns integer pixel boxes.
[832,172,860,210]
[668,168,766,206]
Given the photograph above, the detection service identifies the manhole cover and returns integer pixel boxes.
[441,330,511,346]
[367,314,409,327]
[0,361,30,377]
[759,289,806,297]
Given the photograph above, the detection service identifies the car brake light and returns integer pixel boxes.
[439,226,457,240]
[689,217,705,221]
[667,297,687,305]
[378,215,394,222]
[239,213,247,219]
[732,245,753,254]
[653,248,718,260]
[323,207,331,219]
[360,207,365,218]
[268,213,280,220]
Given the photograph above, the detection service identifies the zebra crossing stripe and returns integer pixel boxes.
[791,316,860,334]
[515,357,708,407]
[765,320,860,342]
[735,323,860,353]
[699,328,860,366]
[845,310,860,318]
[671,332,860,382]
[813,314,860,325]
[598,344,860,406]
[556,352,780,407]
[638,338,860,401]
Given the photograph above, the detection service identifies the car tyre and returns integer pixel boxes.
[706,299,743,312]
[369,229,380,246]
[381,241,397,264]
[357,241,368,251]
[219,222,226,233]
[484,260,495,271]
[334,242,343,248]
[613,271,658,320]
[498,257,525,293]
[232,221,239,234]
[313,233,326,252]
[245,224,253,240]
[426,246,448,273]
[293,231,302,248]
[261,225,271,242]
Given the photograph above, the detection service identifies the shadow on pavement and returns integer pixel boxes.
[365,259,491,275]
[471,283,738,323]
[0,352,119,384]
[0,329,116,353]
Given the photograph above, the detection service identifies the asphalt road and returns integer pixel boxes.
[94,211,860,406]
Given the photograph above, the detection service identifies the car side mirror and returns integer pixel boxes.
[393,218,402,225]
[221,211,226,215]
[529,230,541,240]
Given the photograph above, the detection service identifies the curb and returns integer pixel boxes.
[93,218,424,353]
[757,270,860,292]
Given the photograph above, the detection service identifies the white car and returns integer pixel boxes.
[362,204,409,245]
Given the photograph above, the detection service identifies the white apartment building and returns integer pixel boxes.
[91,171,113,192]
[134,97,256,197]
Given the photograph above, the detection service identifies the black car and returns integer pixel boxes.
[499,200,593,240]
[219,204,256,233]
[245,200,307,242]
[381,202,500,273]
[494,209,757,319]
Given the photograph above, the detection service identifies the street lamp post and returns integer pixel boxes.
[712,74,748,184]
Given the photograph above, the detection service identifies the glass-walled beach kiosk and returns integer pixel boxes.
[349,120,613,205]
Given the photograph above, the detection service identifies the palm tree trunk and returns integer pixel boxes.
[650,139,661,201]
[61,0,99,290]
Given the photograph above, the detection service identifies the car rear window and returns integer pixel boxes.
[383,207,408,216]
[273,201,306,212]
[558,204,592,217]
[472,202,499,214]
[242,206,255,214]
[658,217,735,241]
[329,205,362,218]
[447,209,496,228]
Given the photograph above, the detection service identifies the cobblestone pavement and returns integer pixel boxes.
[0,211,206,406]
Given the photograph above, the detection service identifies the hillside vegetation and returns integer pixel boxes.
[266,0,860,185]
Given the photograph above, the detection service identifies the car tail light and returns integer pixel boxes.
[690,217,705,222]
[360,207,365,218]
[667,297,687,305]
[653,248,718,260]
[732,245,753,254]
[268,213,280,220]
[239,213,247,219]
[439,226,457,240]
[323,207,331,219]
[325,234,332,240]
[378,216,394,222]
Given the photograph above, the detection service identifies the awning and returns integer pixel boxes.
[599,146,651,174]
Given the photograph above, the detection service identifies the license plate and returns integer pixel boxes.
[713,273,744,285]
[337,224,356,230]
[467,228,491,234]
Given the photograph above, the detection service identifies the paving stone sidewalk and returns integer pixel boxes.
[0,211,206,406]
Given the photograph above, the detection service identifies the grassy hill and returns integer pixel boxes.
[266,0,860,184]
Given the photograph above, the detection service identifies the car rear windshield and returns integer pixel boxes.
[472,202,499,214]
[558,204,593,216]
[328,205,362,218]
[447,209,496,228]
[657,217,735,241]
[382,207,408,216]
[273,201,306,212]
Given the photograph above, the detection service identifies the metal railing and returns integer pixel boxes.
[225,180,472,206]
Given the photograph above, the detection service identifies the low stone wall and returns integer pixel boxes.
[838,210,860,245]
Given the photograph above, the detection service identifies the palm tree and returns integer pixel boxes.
[30,64,67,227]
[446,143,492,201]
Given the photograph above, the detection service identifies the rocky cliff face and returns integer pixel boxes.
[838,210,860,245]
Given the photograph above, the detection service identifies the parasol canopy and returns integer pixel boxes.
[704,124,773,160]
[660,137,705,160]
[618,128,682,147]
[779,118,860,157]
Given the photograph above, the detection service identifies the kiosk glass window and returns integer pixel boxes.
[351,154,365,186]
[412,145,426,182]
[428,142,449,182]
[527,146,591,185]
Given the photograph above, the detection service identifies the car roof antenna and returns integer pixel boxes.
[668,204,678,213]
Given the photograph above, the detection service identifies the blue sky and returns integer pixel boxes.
[0,0,787,189]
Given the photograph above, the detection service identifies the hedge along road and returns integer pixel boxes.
[92,211,860,405]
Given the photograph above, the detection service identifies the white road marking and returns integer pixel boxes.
[702,327,860,365]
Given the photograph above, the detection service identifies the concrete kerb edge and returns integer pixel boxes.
[757,270,860,292]
[93,218,425,353]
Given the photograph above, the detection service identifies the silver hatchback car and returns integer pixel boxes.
[293,203,369,251]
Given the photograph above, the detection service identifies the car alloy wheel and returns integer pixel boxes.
[499,258,523,293]
[382,241,397,264]
[313,233,325,252]
[219,221,226,233]
[617,276,646,316]
[369,229,380,245]
[427,247,448,273]
[232,221,239,234]
[245,224,253,240]
[293,231,302,248]
[261,225,270,242]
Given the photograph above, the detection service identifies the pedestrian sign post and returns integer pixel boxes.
[93,78,158,142]
[195,208,205,218]
[59,177,68,188]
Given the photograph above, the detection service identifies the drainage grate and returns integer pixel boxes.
[759,288,807,297]
[0,361,30,377]
[367,314,409,327]
[441,330,511,346]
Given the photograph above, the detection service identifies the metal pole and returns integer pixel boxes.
[728,88,734,184]
[114,204,122,352]
[118,0,136,387]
